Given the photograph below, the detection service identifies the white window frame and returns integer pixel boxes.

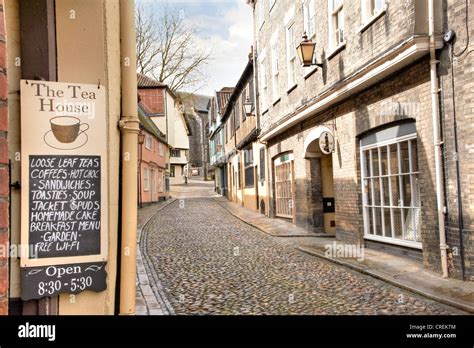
[257,1,265,30]
[259,49,268,111]
[286,21,296,89]
[269,0,276,12]
[270,31,280,103]
[145,135,152,150]
[328,0,345,53]
[143,167,150,191]
[360,133,422,249]
[360,0,386,31]
[303,0,316,39]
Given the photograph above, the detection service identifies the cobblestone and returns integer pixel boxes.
[143,197,463,315]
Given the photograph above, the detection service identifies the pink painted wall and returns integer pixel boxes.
[139,129,168,204]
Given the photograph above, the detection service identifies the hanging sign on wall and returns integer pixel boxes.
[20,80,108,300]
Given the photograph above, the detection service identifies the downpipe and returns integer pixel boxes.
[119,0,140,314]
[428,0,449,278]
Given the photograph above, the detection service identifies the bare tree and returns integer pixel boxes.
[135,4,211,92]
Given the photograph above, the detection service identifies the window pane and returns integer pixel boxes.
[411,140,418,172]
[400,141,410,173]
[405,208,417,241]
[389,144,398,174]
[365,178,372,205]
[412,175,420,207]
[383,209,391,237]
[374,208,382,236]
[363,150,371,178]
[380,146,388,175]
[402,175,412,207]
[382,177,390,206]
[373,178,380,205]
[414,208,421,242]
[371,149,379,176]
[393,209,403,239]
[368,208,375,235]
[391,176,400,206]
[375,0,385,12]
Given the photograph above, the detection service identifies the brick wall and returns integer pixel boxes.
[0,0,8,314]
[138,88,165,115]
[267,57,444,272]
[438,0,474,280]
[254,0,430,137]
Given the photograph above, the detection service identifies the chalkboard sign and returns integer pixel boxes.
[21,80,108,300]
[21,262,107,301]
[29,155,101,258]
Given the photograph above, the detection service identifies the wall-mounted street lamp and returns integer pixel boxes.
[243,95,253,116]
[296,32,324,68]
[138,130,146,145]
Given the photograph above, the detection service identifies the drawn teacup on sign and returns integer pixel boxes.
[45,116,89,150]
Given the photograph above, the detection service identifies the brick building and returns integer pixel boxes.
[248,0,473,280]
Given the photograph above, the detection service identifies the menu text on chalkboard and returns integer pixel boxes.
[29,155,101,258]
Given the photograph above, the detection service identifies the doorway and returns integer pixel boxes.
[303,126,336,234]
[321,154,335,233]
[274,153,294,219]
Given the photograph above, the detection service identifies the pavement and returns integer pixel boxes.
[135,179,470,315]
[214,197,328,237]
[135,199,176,315]
[216,196,474,314]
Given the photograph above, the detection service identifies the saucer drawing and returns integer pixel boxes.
[44,131,88,150]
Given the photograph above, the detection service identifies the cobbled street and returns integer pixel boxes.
[140,181,463,315]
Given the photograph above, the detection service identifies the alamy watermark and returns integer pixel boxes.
[0,243,38,259]
[324,242,365,262]
[379,101,420,118]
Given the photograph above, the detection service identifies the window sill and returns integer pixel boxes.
[358,8,387,33]
[304,66,318,79]
[364,234,422,250]
[286,84,297,95]
[272,97,281,106]
[327,42,346,60]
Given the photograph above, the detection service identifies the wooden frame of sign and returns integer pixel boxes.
[19,80,108,301]
[20,80,108,268]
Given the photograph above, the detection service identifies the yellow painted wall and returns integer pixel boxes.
[55,0,121,315]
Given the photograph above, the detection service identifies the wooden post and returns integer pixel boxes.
[19,0,58,315]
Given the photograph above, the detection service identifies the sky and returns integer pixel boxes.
[137,0,253,96]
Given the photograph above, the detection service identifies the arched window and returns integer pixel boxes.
[360,122,421,248]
